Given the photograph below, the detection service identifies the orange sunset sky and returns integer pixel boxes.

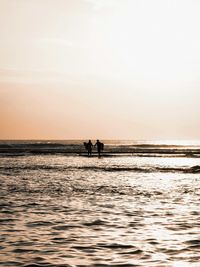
[0,0,200,140]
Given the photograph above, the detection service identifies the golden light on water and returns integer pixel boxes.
[173,262,196,267]
[0,142,200,265]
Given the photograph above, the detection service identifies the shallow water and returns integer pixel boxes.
[0,145,200,266]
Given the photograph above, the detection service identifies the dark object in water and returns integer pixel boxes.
[83,140,93,156]
[95,139,104,156]
[190,165,200,173]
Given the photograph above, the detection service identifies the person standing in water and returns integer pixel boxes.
[95,139,104,157]
[84,140,93,156]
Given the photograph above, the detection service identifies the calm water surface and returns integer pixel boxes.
[0,141,200,267]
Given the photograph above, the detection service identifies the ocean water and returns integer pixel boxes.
[0,140,200,267]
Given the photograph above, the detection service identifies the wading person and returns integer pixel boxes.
[84,140,93,156]
[95,139,104,157]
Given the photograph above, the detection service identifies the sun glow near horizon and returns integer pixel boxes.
[0,0,200,139]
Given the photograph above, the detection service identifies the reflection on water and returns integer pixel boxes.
[0,154,200,267]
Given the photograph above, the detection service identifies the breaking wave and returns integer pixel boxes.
[1,165,200,173]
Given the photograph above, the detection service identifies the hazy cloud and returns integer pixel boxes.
[83,0,119,10]
[38,38,74,47]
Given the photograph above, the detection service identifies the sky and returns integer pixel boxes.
[0,0,200,140]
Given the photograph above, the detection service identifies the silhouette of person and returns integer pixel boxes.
[84,140,93,156]
[95,139,104,157]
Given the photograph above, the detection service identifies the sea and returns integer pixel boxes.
[0,140,200,267]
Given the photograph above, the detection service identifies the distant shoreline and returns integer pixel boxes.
[0,140,200,157]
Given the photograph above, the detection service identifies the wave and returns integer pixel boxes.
[1,165,200,173]
[79,165,200,173]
